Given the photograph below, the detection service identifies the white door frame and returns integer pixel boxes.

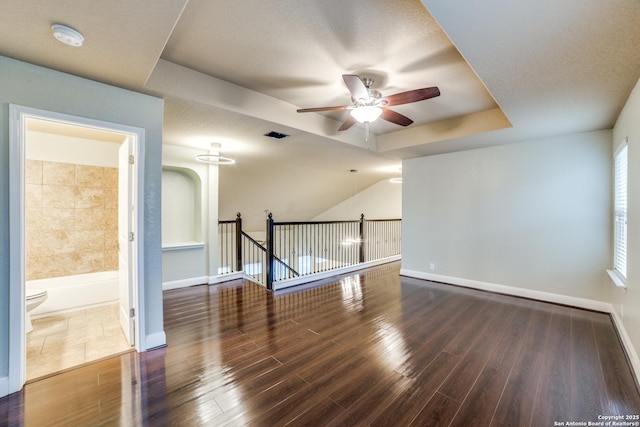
[118,139,136,346]
[8,104,146,394]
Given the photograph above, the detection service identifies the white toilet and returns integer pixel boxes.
[26,289,48,333]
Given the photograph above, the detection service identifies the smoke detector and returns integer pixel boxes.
[51,24,84,47]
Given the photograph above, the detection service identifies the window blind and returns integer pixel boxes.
[613,144,628,278]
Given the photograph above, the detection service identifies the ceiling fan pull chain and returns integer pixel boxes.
[365,122,370,149]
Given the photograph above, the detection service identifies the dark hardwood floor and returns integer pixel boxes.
[2,262,639,426]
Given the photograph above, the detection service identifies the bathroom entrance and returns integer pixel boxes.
[8,105,145,389]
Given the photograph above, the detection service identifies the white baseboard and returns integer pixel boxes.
[0,376,8,399]
[610,311,640,388]
[162,272,247,291]
[209,271,244,284]
[162,258,401,293]
[400,269,611,312]
[145,330,167,351]
[162,276,209,290]
[400,268,640,387]
[276,256,401,290]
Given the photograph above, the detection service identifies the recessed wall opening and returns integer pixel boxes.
[24,118,134,380]
[161,167,202,245]
[9,104,146,393]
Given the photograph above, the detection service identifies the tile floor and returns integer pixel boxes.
[26,304,133,381]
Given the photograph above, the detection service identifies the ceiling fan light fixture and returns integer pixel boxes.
[51,24,84,47]
[350,105,382,123]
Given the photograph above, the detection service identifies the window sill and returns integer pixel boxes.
[606,269,627,292]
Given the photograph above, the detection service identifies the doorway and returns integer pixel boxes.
[8,105,145,391]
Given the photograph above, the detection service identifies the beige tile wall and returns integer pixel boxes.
[26,160,119,280]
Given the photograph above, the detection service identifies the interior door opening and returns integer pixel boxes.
[9,105,144,391]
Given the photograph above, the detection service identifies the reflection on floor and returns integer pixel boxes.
[26,304,132,381]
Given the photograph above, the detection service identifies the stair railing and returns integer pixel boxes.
[219,213,401,290]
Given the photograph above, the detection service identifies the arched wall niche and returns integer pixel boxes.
[161,166,202,245]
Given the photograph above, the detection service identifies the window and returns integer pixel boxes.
[613,143,628,280]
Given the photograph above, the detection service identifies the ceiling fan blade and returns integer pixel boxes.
[338,116,357,131]
[297,105,350,113]
[380,108,413,127]
[383,87,440,106]
[343,74,369,102]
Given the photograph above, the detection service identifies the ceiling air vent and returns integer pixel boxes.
[264,131,289,140]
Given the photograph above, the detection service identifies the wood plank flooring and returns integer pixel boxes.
[1,262,639,426]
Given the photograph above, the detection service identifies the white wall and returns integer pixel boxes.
[402,130,612,301]
[162,168,201,244]
[611,77,640,366]
[312,178,402,221]
[26,131,121,167]
[161,144,218,287]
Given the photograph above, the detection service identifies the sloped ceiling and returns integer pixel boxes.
[1,0,639,228]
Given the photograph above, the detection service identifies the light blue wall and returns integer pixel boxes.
[0,56,165,378]
[161,144,218,287]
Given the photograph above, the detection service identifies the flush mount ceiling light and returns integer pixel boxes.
[350,105,382,123]
[196,143,235,165]
[51,24,84,47]
[389,167,402,183]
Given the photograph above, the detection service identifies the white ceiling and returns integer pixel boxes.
[1,0,639,227]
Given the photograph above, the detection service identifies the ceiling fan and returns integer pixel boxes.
[296,74,440,131]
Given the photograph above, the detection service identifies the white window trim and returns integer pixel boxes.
[609,139,628,289]
[607,269,627,290]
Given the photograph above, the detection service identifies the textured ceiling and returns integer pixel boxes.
[0,0,188,89]
[162,96,400,227]
[161,0,500,135]
[1,0,639,226]
[405,0,640,158]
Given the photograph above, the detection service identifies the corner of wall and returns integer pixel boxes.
[145,331,167,351]
[610,311,640,389]
[0,375,8,398]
